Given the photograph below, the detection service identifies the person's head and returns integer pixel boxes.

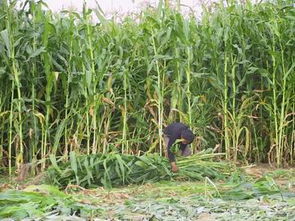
[181,129,195,144]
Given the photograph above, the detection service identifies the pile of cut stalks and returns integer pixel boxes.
[47,150,235,188]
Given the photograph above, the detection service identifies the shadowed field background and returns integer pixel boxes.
[0,0,294,174]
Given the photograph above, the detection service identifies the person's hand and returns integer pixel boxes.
[171,162,179,173]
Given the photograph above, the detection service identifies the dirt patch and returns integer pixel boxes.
[197,213,216,221]
[243,164,275,177]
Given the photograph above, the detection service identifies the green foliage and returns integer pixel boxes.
[220,177,282,200]
[47,151,235,188]
[0,185,99,219]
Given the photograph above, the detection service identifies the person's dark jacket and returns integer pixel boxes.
[163,122,192,162]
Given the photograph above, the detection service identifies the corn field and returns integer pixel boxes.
[0,0,294,175]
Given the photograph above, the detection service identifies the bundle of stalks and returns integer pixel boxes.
[47,150,235,188]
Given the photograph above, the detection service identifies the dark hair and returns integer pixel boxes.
[181,129,195,144]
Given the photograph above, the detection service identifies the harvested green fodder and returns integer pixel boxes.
[47,150,236,188]
[0,185,100,220]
